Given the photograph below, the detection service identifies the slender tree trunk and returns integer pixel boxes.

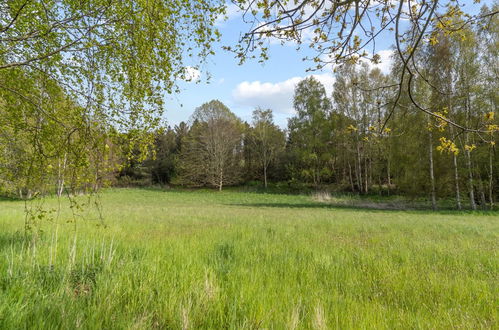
[364,157,369,194]
[219,167,223,191]
[464,96,477,210]
[314,162,319,187]
[356,141,363,193]
[478,176,487,209]
[262,148,269,188]
[378,166,382,196]
[453,153,461,210]
[263,165,267,188]
[376,142,381,195]
[365,156,368,192]
[369,157,373,187]
[387,156,391,196]
[465,147,476,210]
[489,145,494,208]
[449,126,461,210]
[348,161,355,192]
[428,129,437,210]
[57,153,67,197]
[341,163,346,187]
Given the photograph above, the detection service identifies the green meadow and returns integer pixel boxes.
[0,189,497,329]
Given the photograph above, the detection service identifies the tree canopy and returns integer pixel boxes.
[1,0,224,127]
[230,0,498,132]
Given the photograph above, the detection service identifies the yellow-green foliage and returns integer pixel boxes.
[0,189,497,328]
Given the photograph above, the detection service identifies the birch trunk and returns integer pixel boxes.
[465,145,476,210]
[428,128,437,210]
[489,145,494,208]
[356,141,363,193]
[453,153,461,210]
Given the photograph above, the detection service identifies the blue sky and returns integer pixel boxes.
[163,1,484,128]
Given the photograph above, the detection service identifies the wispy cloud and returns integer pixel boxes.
[215,3,242,26]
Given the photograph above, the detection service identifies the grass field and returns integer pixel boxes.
[0,188,498,329]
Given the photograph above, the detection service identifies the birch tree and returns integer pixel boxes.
[250,108,285,188]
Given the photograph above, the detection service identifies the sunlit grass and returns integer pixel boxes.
[0,188,497,328]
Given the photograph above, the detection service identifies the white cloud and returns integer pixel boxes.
[181,66,201,83]
[232,77,301,114]
[312,73,335,95]
[365,49,394,74]
[232,73,335,114]
[231,49,392,115]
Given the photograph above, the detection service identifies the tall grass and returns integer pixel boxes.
[0,188,497,328]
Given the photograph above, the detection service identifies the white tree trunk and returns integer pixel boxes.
[428,129,437,210]
[453,153,461,210]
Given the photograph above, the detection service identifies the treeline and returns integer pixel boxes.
[119,18,498,209]
[119,102,287,191]
[1,9,497,210]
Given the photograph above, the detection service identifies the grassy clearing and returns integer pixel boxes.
[0,188,498,329]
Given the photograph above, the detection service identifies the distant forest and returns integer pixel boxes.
[1,6,497,211]
[119,21,498,210]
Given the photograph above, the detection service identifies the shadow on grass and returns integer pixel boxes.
[121,187,499,215]
[227,202,499,215]
[0,231,26,252]
[0,195,24,202]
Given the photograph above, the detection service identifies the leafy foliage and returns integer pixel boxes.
[177,100,244,190]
